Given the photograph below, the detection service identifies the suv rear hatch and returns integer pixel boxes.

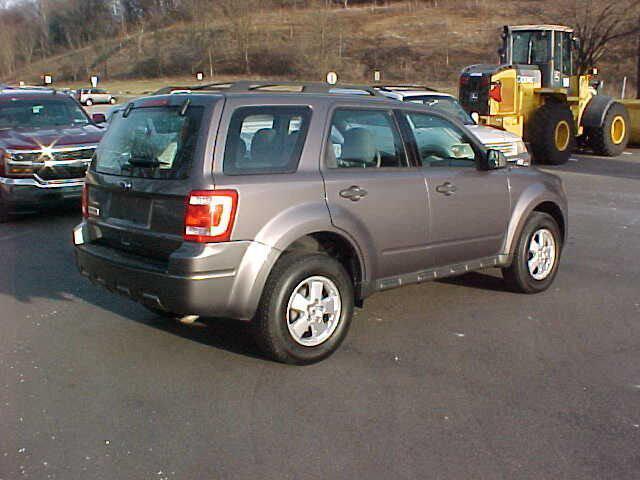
[85,95,220,262]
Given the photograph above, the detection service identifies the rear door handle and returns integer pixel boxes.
[339,186,368,201]
[435,182,457,196]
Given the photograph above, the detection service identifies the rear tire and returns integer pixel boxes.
[109,98,117,105]
[502,212,562,294]
[85,99,93,106]
[528,102,575,165]
[254,253,354,365]
[587,102,629,157]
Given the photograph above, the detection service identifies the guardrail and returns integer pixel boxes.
[621,99,640,146]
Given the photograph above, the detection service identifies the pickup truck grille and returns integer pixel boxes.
[11,146,96,181]
[487,142,516,157]
[37,165,90,180]
[14,147,95,163]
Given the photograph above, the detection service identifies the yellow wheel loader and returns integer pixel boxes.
[459,25,630,164]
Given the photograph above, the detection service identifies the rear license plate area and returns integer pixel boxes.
[109,194,151,226]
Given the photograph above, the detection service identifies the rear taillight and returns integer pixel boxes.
[184,190,238,243]
[81,183,89,218]
[0,149,7,177]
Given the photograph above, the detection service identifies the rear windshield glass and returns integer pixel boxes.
[94,105,204,179]
[223,106,311,175]
[0,98,89,129]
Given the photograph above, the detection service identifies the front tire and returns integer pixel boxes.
[528,102,575,165]
[502,212,562,293]
[0,199,10,223]
[85,99,93,106]
[254,253,354,365]
[109,98,117,105]
[587,102,629,157]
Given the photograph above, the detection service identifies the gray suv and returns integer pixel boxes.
[73,82,567,364]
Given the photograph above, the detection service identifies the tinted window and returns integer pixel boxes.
[403,112,477,168]
[326,109,407,169]
[94,106,204,179]
[511,30,550,65]
[561,31,573,75]
[0,98,89,129]
[223,106,310,175]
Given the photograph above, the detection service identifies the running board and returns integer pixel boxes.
[376,254,511,291]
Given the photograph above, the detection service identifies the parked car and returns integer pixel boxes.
[376,85,530,166]
[77,88,117,106]
[73,81,567,364]
[0,90,105,222]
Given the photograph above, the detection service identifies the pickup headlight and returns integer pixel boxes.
[2,150,37,178]
[515,140,528,155]
[514,140,531,167]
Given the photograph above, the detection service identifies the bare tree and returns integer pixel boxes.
[220,0,259,75]
[637,18,640,99]
[0,19,17,76]
[560,0,640,74]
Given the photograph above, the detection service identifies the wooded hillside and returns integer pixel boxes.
[1,0,638,96]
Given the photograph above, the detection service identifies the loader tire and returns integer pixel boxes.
[529,102,575,165]
[587,102,629,157]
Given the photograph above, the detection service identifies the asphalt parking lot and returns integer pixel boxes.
[1,150,639,480]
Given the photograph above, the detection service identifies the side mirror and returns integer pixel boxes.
[470,112,480,124]
[479,149,508,171]
[92,113,107,124]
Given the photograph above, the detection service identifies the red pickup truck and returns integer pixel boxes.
[0,88,105,222]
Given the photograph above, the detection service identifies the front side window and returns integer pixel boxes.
[94,105,204,179]
[223,106,310,175]
[326,108,407,169]
[403,112,477,168]
[0,98,89,129]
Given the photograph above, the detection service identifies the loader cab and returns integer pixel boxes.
[500,25,576,90]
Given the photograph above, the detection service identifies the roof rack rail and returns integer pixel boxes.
[374,84,440,93]
[153,80,385,97]
[0,87,59,96]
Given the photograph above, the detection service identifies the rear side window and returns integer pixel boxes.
[94,105,204,179]
[223,106,311,175]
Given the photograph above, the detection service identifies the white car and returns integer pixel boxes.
[376,86,530,166]
[77,88,117,106]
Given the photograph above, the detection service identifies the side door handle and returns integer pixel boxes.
[435,182,457,196]
[339,185,368,201]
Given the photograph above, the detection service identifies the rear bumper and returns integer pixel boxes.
[73,222,279,321]
[0,176,84,212]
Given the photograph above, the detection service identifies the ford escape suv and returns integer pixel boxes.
[73,81,567,364]
[0,88,104,222]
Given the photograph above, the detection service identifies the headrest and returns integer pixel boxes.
[341,127,377,166]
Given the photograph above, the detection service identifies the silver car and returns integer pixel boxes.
[73,81,567,364]
[377,86,530,166]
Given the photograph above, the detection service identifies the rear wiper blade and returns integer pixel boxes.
[127,156,161,167]
[126,155,172,168]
